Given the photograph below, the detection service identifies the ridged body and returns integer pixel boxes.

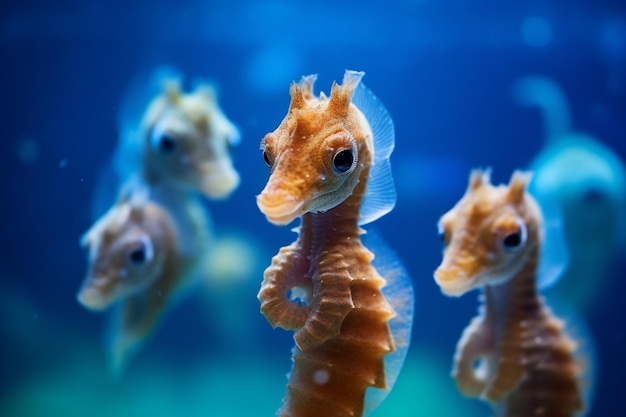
[436,170,585,417]
[79,188,210,371]
[259,160,396,417]
[456,248,583,417]
[116,210,195,346]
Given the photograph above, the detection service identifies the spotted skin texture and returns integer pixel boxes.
[435,170,584,417]
[257,72,398,417]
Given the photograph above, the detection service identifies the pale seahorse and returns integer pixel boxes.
[434,169,589,417]
[78,180,210,372]
[256,70,414,417]
[113,67,241,200]
[512,75,626,306]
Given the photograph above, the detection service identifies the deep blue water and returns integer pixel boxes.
[2,1,626,416]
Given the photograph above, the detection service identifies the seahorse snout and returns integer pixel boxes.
[77,276,116,311]
[256,189,305,226]
[198,162,240,199]
[434,265,475,297]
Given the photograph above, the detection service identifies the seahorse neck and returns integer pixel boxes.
[149,214,183,299]
[485,244,542,336]
[302,165,370,254]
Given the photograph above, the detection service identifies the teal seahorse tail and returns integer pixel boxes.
[512,75,572,144]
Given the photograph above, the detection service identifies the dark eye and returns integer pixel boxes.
[582,186,605,203]
[437,223,448,245]
[158,134,177,153]
[129,247,146,264]
[333,149,354,173]
[502,222,527,252]
[262,150,271,167]
[503,233,521,248]
[128,236,153,265]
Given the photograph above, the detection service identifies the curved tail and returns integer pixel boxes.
[512,75,572,143]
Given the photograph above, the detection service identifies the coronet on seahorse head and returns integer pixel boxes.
[77,190,176,311]
[256,70,377,226]
[434,169,542,297]
[141,78,241,199]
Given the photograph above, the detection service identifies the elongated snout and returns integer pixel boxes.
[77,276,116,311]
[256,187,304,225]
[433,264,476,297]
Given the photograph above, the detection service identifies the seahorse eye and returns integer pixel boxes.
[502,221,527,252]
[158,134,177,153]
[503,233,521,248]
[262,150,272,167]
[129,247,147,264]
[437,222,447,245]
[127,236,153,266]
[333,149,354,173]
[581,186,605,203]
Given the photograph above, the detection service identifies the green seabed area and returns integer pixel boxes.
[2,351,485,417]
[0,288,484,417]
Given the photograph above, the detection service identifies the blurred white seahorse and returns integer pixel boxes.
[114,66,241,199]
[79,66,247,373]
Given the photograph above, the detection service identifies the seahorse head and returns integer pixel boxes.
[434,169,542,296]
[141,79,240,199]
[257,70,373,225]
[78,195,175,310]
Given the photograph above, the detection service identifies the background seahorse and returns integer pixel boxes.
[108,66,241,203]
[256,70,414,417]
[79,181,210,373]
[434,169,587,417]
[79,66,246,373]
[512,75,626,308]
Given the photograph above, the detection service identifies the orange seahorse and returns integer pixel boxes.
[256,70,414,417]
[434,169,586,417]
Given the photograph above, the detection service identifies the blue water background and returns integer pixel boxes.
[2,1,625,416]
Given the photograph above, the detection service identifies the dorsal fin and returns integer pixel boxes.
[361,229,414,416]
[350,76,396,225]
[533,191,570,290]
[542,293,597,416]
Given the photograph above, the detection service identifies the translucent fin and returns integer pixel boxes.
[532,191,570,290]
[351,79,397,226]
[113,65,183,181]
[105,299,145,378]
[543,293,597,416]
[512,75,572,143]
[362,229,415,416]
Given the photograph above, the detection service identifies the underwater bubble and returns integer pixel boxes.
[59,158,68,168]
[313,369,330,385]
[15,137,39,165]
[521,16,553,48]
